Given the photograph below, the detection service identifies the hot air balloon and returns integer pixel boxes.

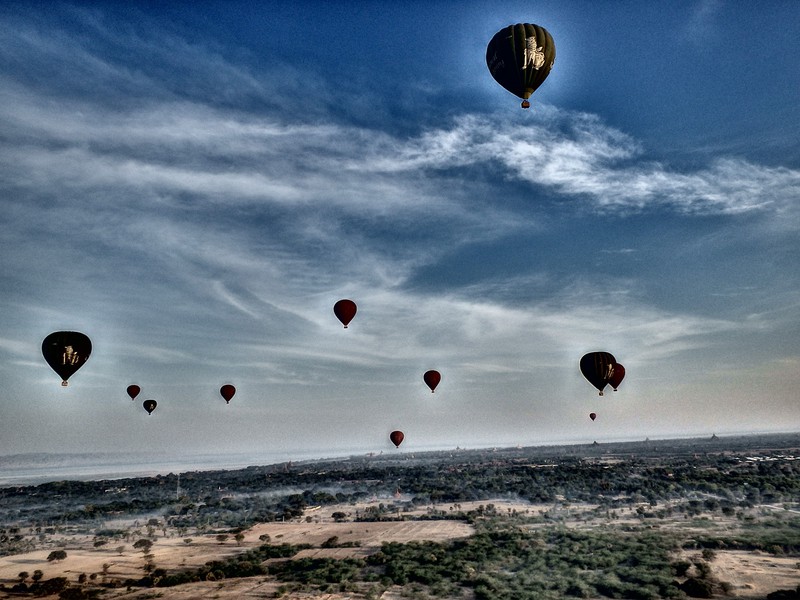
[589,412,597,421]
[127,385,141,400]
[423,370,441,393]
[41,331,92,386]
[486,23,556,108]
[580,352,616,396]
[143,399,157,415]
[609,363,626,391]
[390,430,404,448]
[333,299,357,328]
[220,384,236,404]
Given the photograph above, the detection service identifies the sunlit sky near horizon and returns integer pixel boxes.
[1,1,799,461]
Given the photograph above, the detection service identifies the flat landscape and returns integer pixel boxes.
[1,434,798,599]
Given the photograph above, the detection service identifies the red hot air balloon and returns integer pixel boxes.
[41,331,92,386]
[220,384,236,404]
[143,399,157,415]
[580,352,616,396]
[609,363,626,391]
[127,385,141,400]
[589,412,597,421]
[423,370,441,393]
[333,299,357,328]
[390,430,404,448]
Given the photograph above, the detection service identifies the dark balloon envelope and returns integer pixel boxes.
[333,299,357,328]
[486,23,555,108]
[143,399,157,415]
[423,370,441,393]
[127,385,141,400]
[220,384,236,403]
[390,430,404,448]
[580,352,616,396]
[589,412,597,421]
[609,363,625,391]
[41,331,92,386]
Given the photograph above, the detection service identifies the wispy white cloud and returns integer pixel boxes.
[360,113,800,219]
[4,9,797,233]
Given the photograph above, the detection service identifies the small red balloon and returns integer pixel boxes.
[390,430,404,448]
[333,299,357,328]
[609,363,625,391]
[423,370,441,393]
[220,384,236,404]
[127,385,140,400]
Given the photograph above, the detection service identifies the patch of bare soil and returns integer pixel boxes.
[0,507,474,600]
[248,518,473,551]
[680,550,800,598]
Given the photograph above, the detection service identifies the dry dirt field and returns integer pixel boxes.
[680,549,800,599]
[1,500,798,600]
[0,502,475,600]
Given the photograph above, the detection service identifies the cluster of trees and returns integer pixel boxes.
[142,520,758,599]
[2,435,799,539]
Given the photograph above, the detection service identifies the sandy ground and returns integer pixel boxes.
[680,549,800,598]
[0,504,475,599]
[2,501,798,600]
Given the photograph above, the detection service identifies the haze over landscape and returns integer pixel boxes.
[1,1,799,464]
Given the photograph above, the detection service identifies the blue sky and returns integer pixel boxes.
[1,1,798,461]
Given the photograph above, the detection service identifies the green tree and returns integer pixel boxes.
[47,550,68,561]
[133,538,153,553]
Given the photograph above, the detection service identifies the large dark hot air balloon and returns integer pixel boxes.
[220,384,236,404]
[390,430,404,448]
[333,299,357,328]
[143,399,157,415]
[127,385,141,400]
[41,331,92,386]
[486,23,556,108]
[589,412,597,421]
[609,363,626,391]
[580,352,616,396]
[423,370,441,393]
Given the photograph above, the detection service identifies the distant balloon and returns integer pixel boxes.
[127,385,141,400]
[609,363,626,391]
[589,412,597,421]
[333,299,357,328]
[486,23,556,108]
[41,331,92,386]
[390,430,404,448]
[220,384,236,404]
[423,370,441,393]
[143,399,157,415]
[580,352,617,396]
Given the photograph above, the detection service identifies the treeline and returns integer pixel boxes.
[1,435,799,534]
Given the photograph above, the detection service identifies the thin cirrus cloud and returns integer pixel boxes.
[358,113,800,218]
[3,7,796,229]
[0,65,786,370]
[5,91,798,234]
